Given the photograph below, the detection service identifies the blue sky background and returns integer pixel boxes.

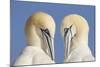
[11,1,95,65]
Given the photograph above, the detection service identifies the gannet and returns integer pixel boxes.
[14,12,55,66]
[61,14,94,62]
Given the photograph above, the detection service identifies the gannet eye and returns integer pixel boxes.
[45,29,49,34]
[64,25,73,36]
[40,28,51,37]
[64,28,69,33]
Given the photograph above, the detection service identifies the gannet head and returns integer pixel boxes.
[25,12,55,60]
[61,14,89,58]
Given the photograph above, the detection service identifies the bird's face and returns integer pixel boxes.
[61,17,76,57]
[61,14,89,58]
[25,12,55,60]
[36,13,55,61]
[61,16,76,40]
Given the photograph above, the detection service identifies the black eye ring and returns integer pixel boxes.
[64,25,73,33]
[64,28,69,33]
[64,25,73,38]
[40,28,51,37]
[45,29,49,33]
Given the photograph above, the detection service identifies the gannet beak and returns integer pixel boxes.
[41,29,55,60]
[64,25,72,59]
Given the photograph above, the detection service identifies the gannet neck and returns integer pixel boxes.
[70,34,88,51]
[25,23,42,47]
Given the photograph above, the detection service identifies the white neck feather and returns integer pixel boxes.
[70,33,88,52]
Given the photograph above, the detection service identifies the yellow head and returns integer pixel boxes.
[25,12,55,60]
[61,14,89,39]
[61,14,89,58]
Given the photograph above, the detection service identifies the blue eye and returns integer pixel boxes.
[64,25,73,33]
[40,28,51,37]
[45,29,49,33]
[64,28,69,33]
[64,28,69,37]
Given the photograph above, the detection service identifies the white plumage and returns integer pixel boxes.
[14,46,55,66]
[14,12,55,66]
[61,14,94,62]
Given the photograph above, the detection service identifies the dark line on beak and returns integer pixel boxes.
[45,34,53,60]
[41,28,53,60]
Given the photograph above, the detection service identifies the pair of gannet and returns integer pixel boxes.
[14,12,94,66]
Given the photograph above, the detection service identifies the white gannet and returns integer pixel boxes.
[14,12,55,66]
[61,14,94,62]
